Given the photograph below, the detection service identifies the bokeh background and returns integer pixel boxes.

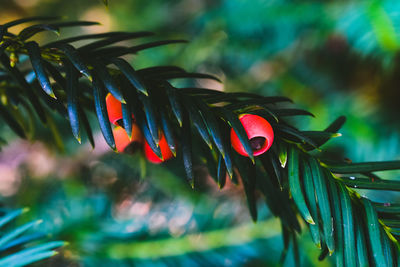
[1,0,400,266]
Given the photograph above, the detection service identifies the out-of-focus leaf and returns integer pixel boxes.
[0,54,46,123]
[78,107,95,148]
[2,251,58,267]
[0,40,13,58]
[0,233,44,252]
[42,61,66,88]
[0,208,27,228]
[0,104,26,138]
[0,241,65,266]
[292,232,300,265]
[0,220,41,249]
[257,164,280,216]
[318,245,329,261]
[45,111,64,151]
[280,224,290,263]
[25,42,55,98]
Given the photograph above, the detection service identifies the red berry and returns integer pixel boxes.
[106,93,123,126]
[144,133,173,164]
[113,124,143,153]
[230,114,274,157]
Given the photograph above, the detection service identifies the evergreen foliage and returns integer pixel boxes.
[1,16,400,266]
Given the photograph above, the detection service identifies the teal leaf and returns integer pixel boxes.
[182,113,194,188]
[25,42,55,98]
[65,61,81,142]
[302,158,321,248]
[195,99,229,173]
[166,84,183,127]
[110,57,148,95]
[309,158,335,254]
[217,154,227,189]
[0,208,27,228]
[92,76,115,150]
[288,147,314,224]
[362,198,388,267]
[0,220,41,249]
[355,215,369,267]
[0,241,65,266]
[138,93,159,145]
[51,43,92,80]
[159,108,176,157]
[91,59,125,103]
[78,107,95,148]
[328,161,400,174]
[182,96,212,149]
[220,109,254,163]
[121,103,132,138]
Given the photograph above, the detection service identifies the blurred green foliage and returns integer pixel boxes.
[1,0,400,266]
